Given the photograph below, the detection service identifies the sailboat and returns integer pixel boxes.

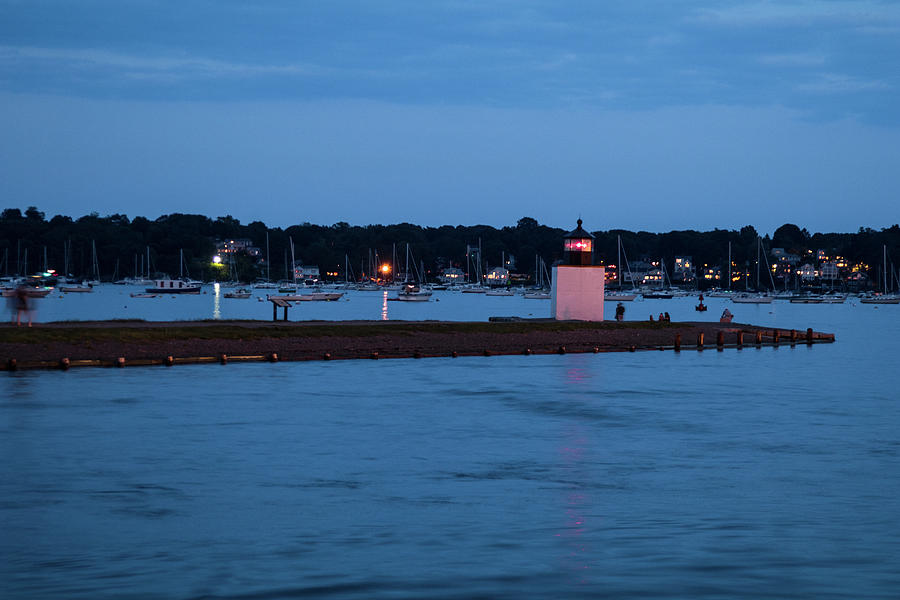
[146,249,201,294]
[277,239,299,293]
[732,237,775,303]
[524,255,551,299]
[254,231,277,289]
[271,238,343,301]
[388,244,432,301]
[605,235,639,300]
[84,240,101,286]
[860,245,900,304]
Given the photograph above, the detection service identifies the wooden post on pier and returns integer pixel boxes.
[716,331,724,350]
[806,328,814,345]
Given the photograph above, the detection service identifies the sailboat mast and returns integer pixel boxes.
[617,235,622,287]
[290,237,296,286]
[756,238,761,291]
[885,245,888,294]
[727,241,732,290]
[266,231,271,282]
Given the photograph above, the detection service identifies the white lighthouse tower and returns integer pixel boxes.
[550,219,605,321]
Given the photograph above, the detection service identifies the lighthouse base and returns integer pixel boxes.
[551,265,606,321]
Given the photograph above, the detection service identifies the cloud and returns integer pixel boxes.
[688,1,900,28]
[795,73,891,93]
[757,53,827,67]
[0,45,319,80]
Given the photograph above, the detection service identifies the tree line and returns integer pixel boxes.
[1,207,898,287]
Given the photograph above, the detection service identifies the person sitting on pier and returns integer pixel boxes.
[720,308,733,323]
[664,312,670,322]
[615,302,625,321]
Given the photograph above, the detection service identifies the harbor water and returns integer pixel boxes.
[2,292,899,598]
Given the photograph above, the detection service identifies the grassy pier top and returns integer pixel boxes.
[2,318,679,343]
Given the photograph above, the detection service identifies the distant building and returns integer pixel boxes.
[485,267,509,287]
[625,259,651,285]
[293,265,320,281]
[771,248,800,265]
[216,238,261,258]
[820,261,839,281]
[672,256,695,284]
[438,267,464,284]
[702,266,721,282]
[604,263,619,283]
[642,267,663,286]
[798,263,817,281]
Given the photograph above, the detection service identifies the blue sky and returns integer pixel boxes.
[1,1,899,233]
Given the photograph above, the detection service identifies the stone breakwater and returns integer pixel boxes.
[0,319,835,371]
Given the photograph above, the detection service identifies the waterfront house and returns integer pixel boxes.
[485,267,509,287]
[438,267,465,284]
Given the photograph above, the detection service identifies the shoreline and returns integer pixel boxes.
[0,319,835,371]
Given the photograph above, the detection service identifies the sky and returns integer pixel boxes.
[1,0,899,235]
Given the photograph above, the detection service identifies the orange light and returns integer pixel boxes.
[380,264,391,274]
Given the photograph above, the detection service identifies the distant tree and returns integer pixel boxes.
[517,217,539,229]
[772,223,809,253]
[25,206,45,222]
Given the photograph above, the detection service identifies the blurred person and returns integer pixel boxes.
[14,284,33,327]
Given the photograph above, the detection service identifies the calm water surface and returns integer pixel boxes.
[2,296,899,598]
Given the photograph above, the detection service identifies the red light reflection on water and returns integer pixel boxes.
[556,428,594,585]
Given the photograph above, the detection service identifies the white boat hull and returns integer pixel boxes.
[859,296,900,304]
[388,291,432,301]
[732,295,773,304]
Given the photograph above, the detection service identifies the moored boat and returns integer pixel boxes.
[2,287,52,298]
[524,291,550,300]
[146,279,201,294]
[605,292,637,301]
[732,293,773,304]
[388,283,432,302]
[859,293,900,304]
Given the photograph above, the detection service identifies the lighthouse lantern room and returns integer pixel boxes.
[551,218,606,321]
